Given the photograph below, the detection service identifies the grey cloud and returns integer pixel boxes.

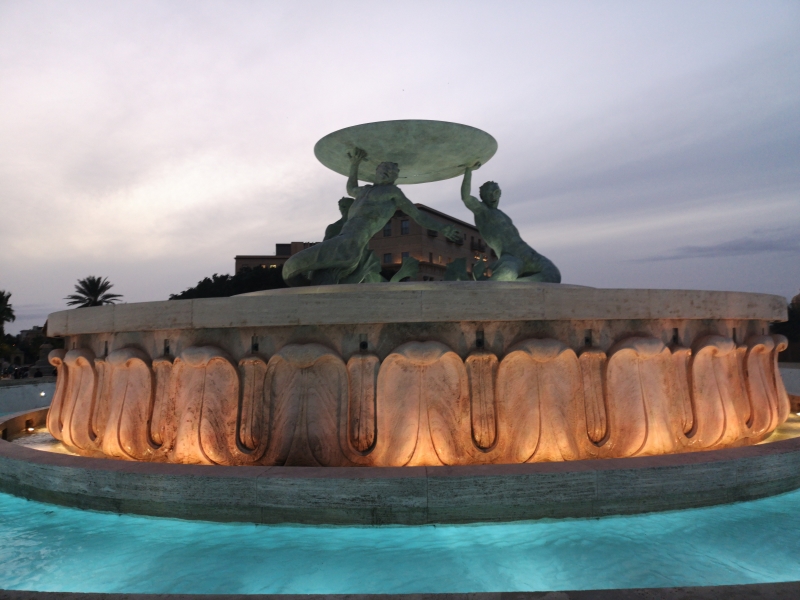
[638,229,800,262]
[2,2,800,333]
[497,42,800,226]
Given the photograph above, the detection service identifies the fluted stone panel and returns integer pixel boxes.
[48,332,792,467]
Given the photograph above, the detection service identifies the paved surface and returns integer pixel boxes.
[0,380,54,417]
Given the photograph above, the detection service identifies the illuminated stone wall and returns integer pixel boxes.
[46,332,791,466]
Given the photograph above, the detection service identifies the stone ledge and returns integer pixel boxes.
[3,409,800,525]
[1,581,800,599]
[45,283,788,336]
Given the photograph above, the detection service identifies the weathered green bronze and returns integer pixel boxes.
[314,120,497,184]
[283,149,461,287]
[459,163,561,283]
[323,197,354,241]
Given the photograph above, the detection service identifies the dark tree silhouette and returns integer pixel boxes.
[170,266,287,300]
[0,290,15,336]
[772,298,800,362]
[65,276,123,308]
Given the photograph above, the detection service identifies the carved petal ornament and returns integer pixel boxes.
[48,334,791,466]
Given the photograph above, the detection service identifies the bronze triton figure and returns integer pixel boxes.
[283,148,461,286]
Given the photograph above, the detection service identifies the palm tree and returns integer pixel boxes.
[65,276,123,308]
[0,290,15,336]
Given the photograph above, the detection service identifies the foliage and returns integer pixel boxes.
[772,305,800,342]
[65,276,123,308]
[0,337,13,361]
[771,304,800,343]
[0,290,15,337]
[772,302,800,362]
[15,332,64,364]
[1,328,65,366]
[169,266,288,300]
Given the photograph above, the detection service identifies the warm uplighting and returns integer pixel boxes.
[26,427,35,433]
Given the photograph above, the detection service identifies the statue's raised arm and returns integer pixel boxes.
[346,147,367,197]
[394,192,462,242]
[460,161,483,214]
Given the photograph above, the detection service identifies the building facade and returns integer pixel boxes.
[235,242,317,273]
[234,204,495,281]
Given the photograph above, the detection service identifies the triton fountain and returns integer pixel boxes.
[0,120,794,527]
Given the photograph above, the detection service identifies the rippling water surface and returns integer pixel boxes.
[1,489,799,594]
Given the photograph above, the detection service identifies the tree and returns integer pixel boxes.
[169,266,287,300]
[65,276,123,308]
[772,295,800,363]
[0,290,14,337]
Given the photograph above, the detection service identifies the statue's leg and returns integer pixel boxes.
[444,258,470,281]
[282,236,362,287]
[488,255,522,281]
[339,250,383,284]
[309,269,342,286]
[518,253,562,283]
[390,256,420,282]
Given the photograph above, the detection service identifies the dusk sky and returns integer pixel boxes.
[1,0,799,334]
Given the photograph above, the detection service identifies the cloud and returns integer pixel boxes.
[638,228,800,262]
[2,2,800,333]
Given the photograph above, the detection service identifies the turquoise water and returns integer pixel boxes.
[1,489,799,594]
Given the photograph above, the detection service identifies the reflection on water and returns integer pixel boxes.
[1,485,800,594]
[760,414,800,443]
[3,416,800,593]
[11,428,77,455]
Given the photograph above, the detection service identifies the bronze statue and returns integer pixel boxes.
[459,162,561,283]
[324,197,354,241]
[283,148,461,286]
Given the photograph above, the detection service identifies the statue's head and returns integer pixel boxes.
[338,196,354,216]
[375,162,400,185]
[479,181,501,208]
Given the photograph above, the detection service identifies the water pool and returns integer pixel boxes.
[1,488,799,594]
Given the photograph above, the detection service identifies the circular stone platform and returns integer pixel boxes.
[40,282,790,471]
[2,407,800,524]
[313,120,498,184]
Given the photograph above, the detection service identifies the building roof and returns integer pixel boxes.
[413,204,478,232]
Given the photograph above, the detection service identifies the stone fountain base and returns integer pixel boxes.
[2,407,800,524]
[43,282,790,468]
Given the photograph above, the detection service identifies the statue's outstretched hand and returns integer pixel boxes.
[348,147,368,164]
[466,160,481,172]
[441,225,461,243]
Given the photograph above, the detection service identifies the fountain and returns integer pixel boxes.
[0,120,795,527]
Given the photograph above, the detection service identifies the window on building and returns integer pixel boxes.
[383,253,392,264]
[401,251,409,259]
[438,255,442,263]
[401,220,410,235]
[429,252,433,263]
[383,222,392,236]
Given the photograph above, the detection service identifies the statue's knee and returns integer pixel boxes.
[490,265,519,281]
